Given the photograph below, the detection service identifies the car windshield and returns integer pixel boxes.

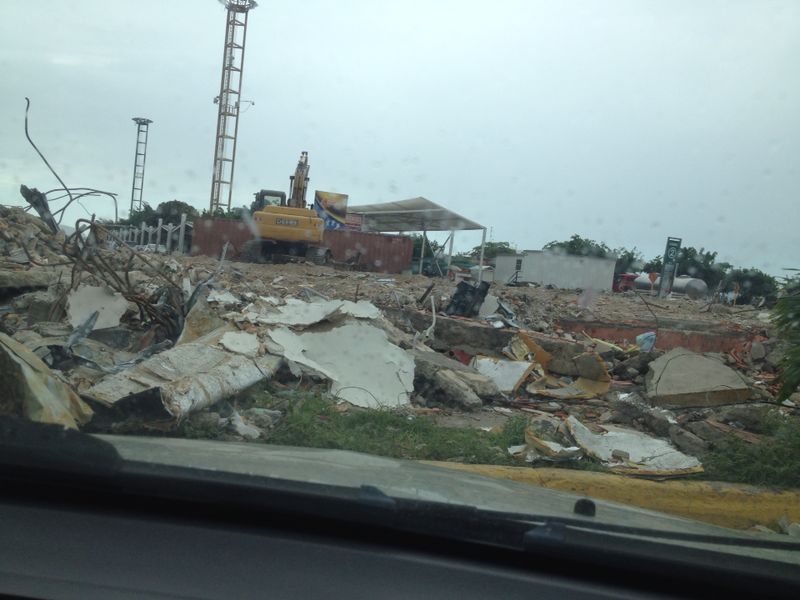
[1,0,799,567]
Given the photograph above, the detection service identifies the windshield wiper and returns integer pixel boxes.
[471,505,800,552]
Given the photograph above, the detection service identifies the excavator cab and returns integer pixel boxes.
[252,189,287,211]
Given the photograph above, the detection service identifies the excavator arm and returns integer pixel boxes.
[288,151,310,208]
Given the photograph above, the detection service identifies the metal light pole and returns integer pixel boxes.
[209,0,257,213]
[129,117,153,214]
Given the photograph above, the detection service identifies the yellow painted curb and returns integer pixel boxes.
[422,462,800,530]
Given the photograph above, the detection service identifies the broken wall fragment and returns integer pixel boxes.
[84,327,281,427]
[646,347,750,408]
[268,321,414,409]
[0,332,92,429]
[565,415,703,477]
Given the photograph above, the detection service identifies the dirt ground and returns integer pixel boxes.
[183,254,768,333]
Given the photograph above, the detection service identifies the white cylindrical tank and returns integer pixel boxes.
[634,275,708,299]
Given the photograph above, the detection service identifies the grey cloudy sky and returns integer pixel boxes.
[1,0,797,274]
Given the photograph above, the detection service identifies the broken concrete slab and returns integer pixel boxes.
[450,370,500,399]
[534,377,610,400]
[477,294,500,318]
[712,403,774,431]
[668,425,710,457]
[383,309,586,377]
[427,370,483,410]
[645,348,751,408]
[685,420,729,446]
[410,348,500,399]
[177,290,226,345]
[231,298,384,330]
[12,288,65,323]
[268,321,414,409]
[750,341,767,361]
[9,328,133,373]
[609,392,677,437]
[523,426,582,461]
[612,351,658,376]
[0,268,59,292]
[219,331,260,357]
[574,352,611,381]
[0,332,92,429]
[206,289,240,305]
[32,321,72,337]
[565,416,703,477]
[262,297,344,326]
[470,356,534,394]
[67,285,128,330]
[764,346,785,371]
[411,351,496,408]
[71,338,135,370]
[338,300,382,319]
[240,298,341,327]
[84,327,282,427]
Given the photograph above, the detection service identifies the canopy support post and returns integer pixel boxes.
[447,230,454,268]
[477,228,486,284]
[419,228,426,275]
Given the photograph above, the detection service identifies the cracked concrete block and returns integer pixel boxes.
[669,425,710,457]
[685,421,728,446]
[574,352,610,381]
[451,370,500,399]
[67,285,128,330]
[646,348,750,408]
[431,370,483,410]
[750,341,766,361]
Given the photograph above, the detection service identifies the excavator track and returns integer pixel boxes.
[242,240,266,263]
[305,246,332,265]
[240,240,331,265]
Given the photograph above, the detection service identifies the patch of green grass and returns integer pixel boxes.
[265,394,530,465]
[178,417,224,440]
[702,418,800,489]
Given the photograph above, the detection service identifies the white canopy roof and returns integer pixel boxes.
[348,197,484,232]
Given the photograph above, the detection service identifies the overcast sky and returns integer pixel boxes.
[1,1,797,273]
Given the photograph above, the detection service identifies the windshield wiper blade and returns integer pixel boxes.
[358,490,800,553]
[520,517,800,552]
[448,504,800,552]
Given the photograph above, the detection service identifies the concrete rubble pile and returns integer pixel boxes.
[376,281,793,477]
[0,206,68,267]
[0,210,503,441]
[0,208,793,474]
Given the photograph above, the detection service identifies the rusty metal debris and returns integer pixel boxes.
[61,218,186,341]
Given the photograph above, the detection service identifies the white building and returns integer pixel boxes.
[494,250,617,291]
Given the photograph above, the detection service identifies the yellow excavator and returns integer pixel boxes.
[244,151,332,263]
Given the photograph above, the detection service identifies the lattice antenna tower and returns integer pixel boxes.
[130,117,153,214]
[209,0,257,212]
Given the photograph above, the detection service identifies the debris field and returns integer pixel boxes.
[0,207,795,485]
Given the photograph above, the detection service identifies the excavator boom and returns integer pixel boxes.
[288,151,310,208]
